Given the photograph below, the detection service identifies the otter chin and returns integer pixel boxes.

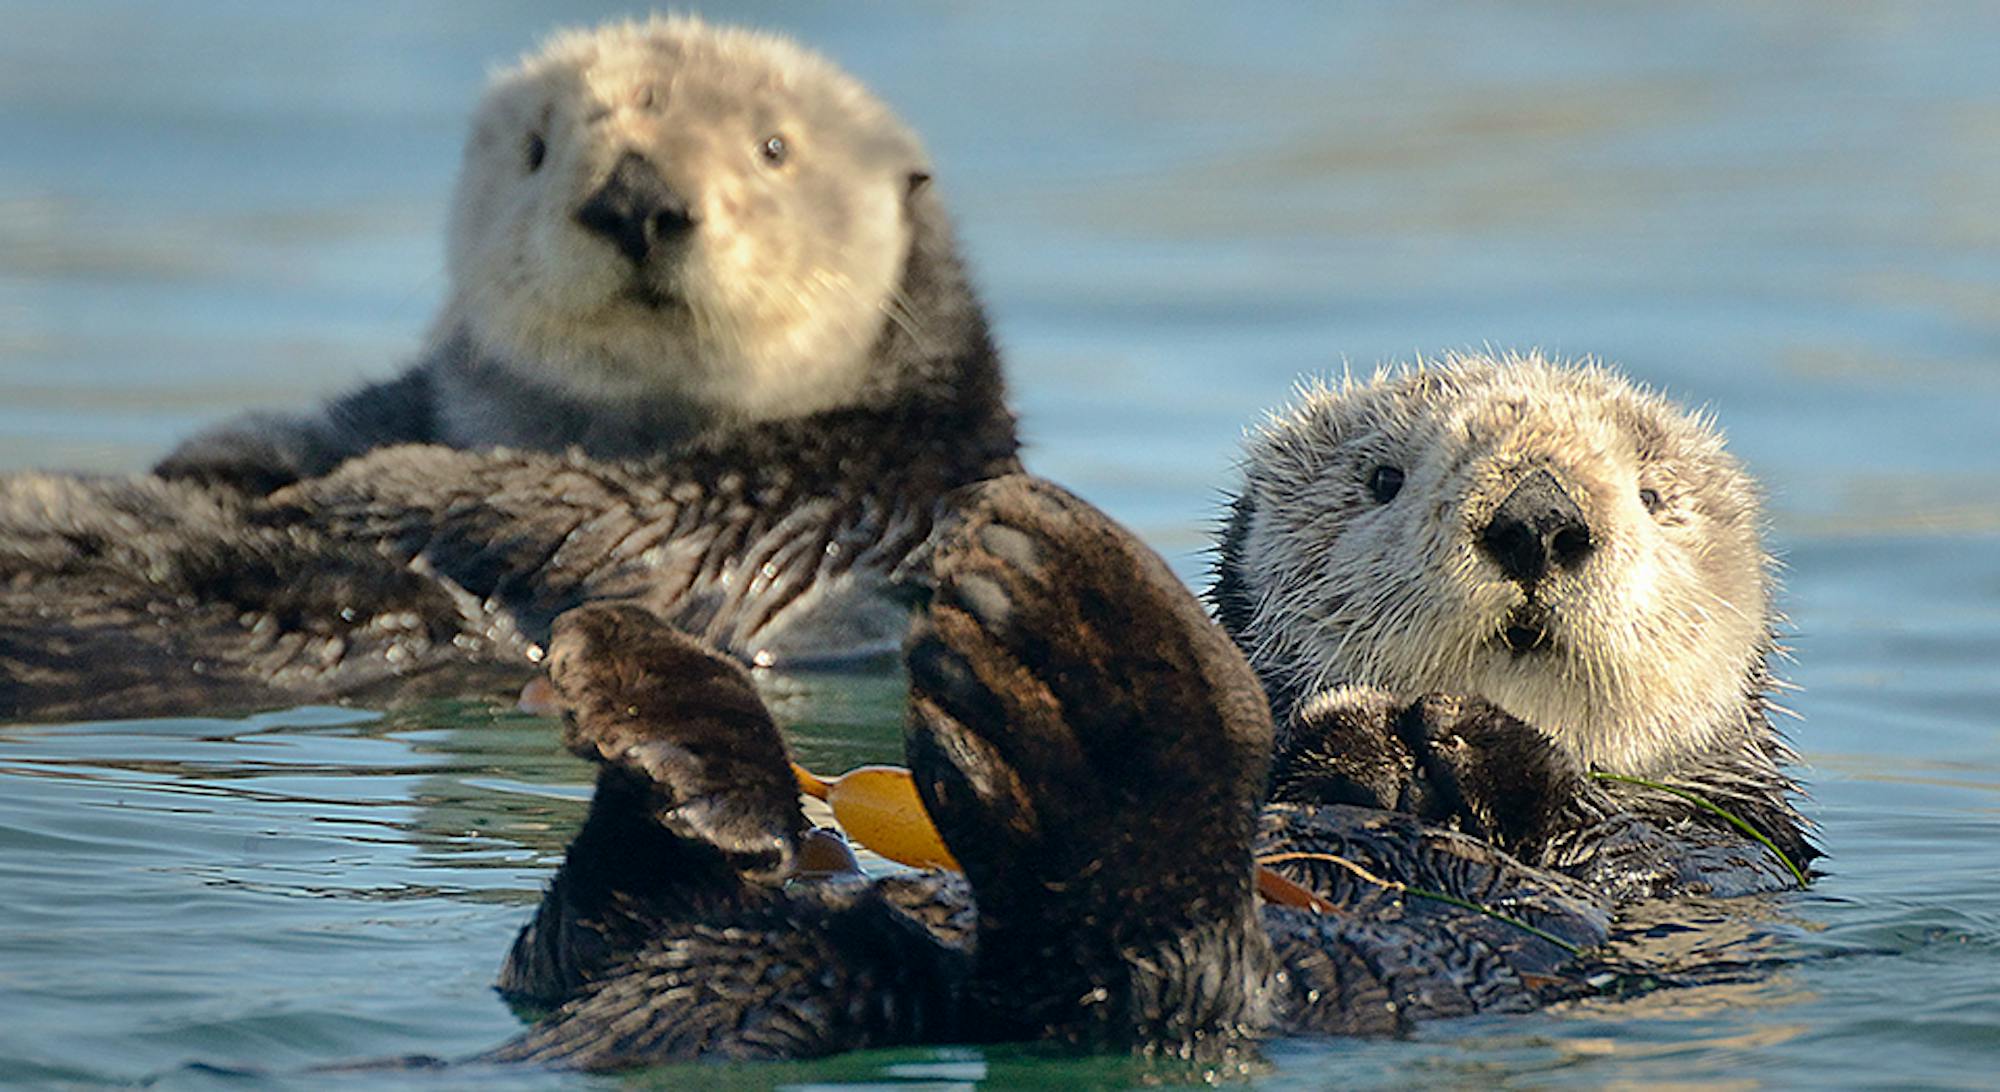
[1213,351,1776,779]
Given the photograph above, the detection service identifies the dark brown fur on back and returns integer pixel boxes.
[0,317,1017,720]
[486,476,1612,1070]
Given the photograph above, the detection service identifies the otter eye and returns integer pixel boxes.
[525,133,547,173]
[1639,487,1664,514]
[1367,466,1405,504]
[760,133,789,166]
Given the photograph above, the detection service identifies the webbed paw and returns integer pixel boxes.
[155,424,317,495]
[904,477,1272,901]
[1273,689,1582,855]
[546,604,803,881]
[900,474,1279,1047]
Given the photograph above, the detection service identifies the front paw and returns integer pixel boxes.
[1268,686,1411,810]
[546,604,804,880]
[1273,690,1582,854]
[1396,694,1582,853]
[155,428,312,495]
[903,475,1272,909]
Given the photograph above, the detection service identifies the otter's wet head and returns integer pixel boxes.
[444,15,931,420]
[1214,352,1774,775]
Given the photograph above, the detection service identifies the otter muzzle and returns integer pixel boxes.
[574,151,696,265]
[1479,469,1594,587]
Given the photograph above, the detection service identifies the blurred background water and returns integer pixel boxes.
[2,1,1997,1087]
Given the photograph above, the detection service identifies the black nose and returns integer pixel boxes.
[573,151,695,264]
[1478,469,1594,587]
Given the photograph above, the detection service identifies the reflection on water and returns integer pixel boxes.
[3,0,1999,1087]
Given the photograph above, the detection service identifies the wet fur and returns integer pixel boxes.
[1212,353,1815,895]
[483,477,1612,1070]
[0,472,515,720]
[157,16,980,492]
[0,364,1015,719]
[3,23,1017,718]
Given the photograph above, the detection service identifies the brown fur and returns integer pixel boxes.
[486,476,1612,1068]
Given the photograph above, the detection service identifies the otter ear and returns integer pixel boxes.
[906,170,932,198]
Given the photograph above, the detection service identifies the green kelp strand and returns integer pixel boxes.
[1401,885,1585,957]
[1590,771,1809,887]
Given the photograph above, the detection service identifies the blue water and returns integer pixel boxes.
[4,2,1998,1087]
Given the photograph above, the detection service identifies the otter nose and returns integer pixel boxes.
[573,151,696,264]
[1479,469,1594,587]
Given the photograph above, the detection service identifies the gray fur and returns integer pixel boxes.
[2,331,1016,719]
[0,472,526,720]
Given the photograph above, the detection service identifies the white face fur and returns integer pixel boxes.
[442,16,926,419]
[1224,352,1772,776]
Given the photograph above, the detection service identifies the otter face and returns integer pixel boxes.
[445,16,928,419]
[1217,353,1772,775]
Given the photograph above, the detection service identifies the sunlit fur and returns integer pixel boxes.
[1218,352,1775,777]
[442,14,923,420]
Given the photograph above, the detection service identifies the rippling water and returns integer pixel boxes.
[3,2,1998,1087]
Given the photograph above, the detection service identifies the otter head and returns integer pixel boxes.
[444,16,931,420]
[1214,352,1773,776]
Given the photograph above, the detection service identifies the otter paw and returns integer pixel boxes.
[546,604,803,876]
[154,429,313,495]
[1396,693,1583,853]
[1275,690,1582,854]
[904,475,1272,906]
[1269,685,1412,809]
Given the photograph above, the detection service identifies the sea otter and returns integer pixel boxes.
[0,17,1016,719]
[479,476,1613,1070]
[156,15,1000,495]
[1210,352,1816,897]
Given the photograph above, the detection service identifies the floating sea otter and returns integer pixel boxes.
[1212,352,1815,897]
[0,17,1016,719]
[158,15,1005,495]
[482,476,1615,1070]
[477,352,1822,1066]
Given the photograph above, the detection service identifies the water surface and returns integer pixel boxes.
[3,2,1998,1087]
